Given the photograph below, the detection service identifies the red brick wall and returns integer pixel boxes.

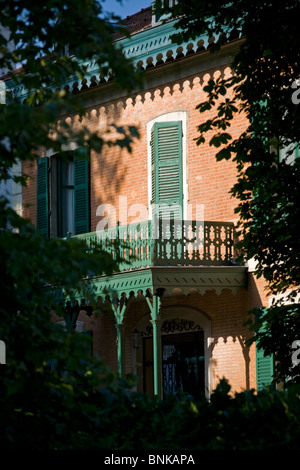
[22,159,37,224]
[22,64,248,231]
[86,64,248,230]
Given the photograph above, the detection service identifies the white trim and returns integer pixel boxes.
[147,111,188,220]
[46,142,79,158]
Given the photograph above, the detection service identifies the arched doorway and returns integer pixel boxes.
[132,306,211,399]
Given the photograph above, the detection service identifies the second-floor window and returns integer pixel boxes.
[60,157,75,237]
[150,121,183,220]
[148,111,187,221]
[37,150,90,238]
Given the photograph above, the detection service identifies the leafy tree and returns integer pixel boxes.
[0,0,141,448]
[157,0,300,384]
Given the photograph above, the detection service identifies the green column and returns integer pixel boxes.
[147,295,162,399]
[113,302,127,379]
[116,322,125,378]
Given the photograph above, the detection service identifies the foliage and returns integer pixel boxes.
[2,370,300,450]
[92,379,300,451]
[246,303,300,386]
[0,0,142,181]
[0,0,140,449]
[82,379,300,451]
[156,0,300,383]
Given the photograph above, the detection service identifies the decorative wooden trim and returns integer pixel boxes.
[7,19,221,100]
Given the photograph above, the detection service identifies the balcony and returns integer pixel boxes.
[73,219,238,272]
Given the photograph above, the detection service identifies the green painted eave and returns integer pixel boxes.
[6,18,218,100]
[47,264,248,307]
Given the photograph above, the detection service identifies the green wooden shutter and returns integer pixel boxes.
[151,121,183,220]
[256,345,274,391]
[74,154,89,235]
[256,310,274,391]
[37,157,49,238]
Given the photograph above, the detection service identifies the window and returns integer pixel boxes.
[151,121,183,220]
[59,157,75,237]
[0,161,23,218]
[256,341,274,391]
[255,309,274,391]
[37,149,89,238]
[148,112,187,221]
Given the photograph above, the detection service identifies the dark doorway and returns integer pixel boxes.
[143,331,205,400]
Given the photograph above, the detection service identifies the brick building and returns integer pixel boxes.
[19,4,273,399]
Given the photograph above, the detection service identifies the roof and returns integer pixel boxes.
[2,6,153,81]
[113,6,153,39]
[6,6,236,99]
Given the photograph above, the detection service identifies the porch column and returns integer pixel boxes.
[116,323,125,378]
[113,302,127,379]
[146,295,162,399]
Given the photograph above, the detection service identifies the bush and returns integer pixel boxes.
[96,379,300,451]
[1,301,299,450]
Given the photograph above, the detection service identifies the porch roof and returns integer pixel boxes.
[49,264,248,307]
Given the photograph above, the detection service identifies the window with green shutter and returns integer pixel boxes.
[256,345,274,391]
[151,121,183,220]
[37,157,49,238]
[255,309,274,391]
[37,149,89,238]
[57,156,74,238]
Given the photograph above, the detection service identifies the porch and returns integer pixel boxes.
[49,219,247,399]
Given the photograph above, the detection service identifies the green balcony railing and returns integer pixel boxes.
[73,219,237,271]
